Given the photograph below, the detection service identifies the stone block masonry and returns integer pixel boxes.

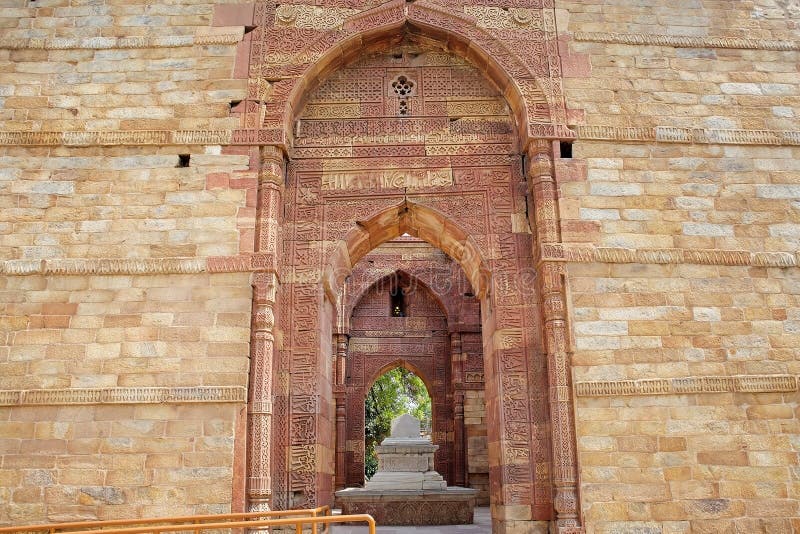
[0,272,251,523]
[557,1,800,532]
[0,0,799,532]
[0,403,243,523]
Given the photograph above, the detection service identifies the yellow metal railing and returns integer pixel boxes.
[0,506,345,534]
[60,515,375,534]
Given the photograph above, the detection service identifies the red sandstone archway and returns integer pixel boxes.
[311,197,554,515]
[342,270,455,487]
[282,1,549,149]
[258,7,584,527]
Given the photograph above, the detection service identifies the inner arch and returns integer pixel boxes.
[323,200,491,306]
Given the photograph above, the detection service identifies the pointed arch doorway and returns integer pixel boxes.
[245,5,584,530]
[271,36,563,530]
[339,262,480,493]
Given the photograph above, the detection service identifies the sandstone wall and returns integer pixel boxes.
[0,0,798,530]
[0,0,253,524]
[0,271,252,524]
[560,1,800,532]
[1,403,243,523]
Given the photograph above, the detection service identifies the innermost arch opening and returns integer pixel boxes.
[364,367,431,480]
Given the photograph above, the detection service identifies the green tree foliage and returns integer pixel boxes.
[364,367,431,480]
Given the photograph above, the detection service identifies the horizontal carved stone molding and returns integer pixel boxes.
[575,375,797,397]
[0,254,272,276]
[574,31,800,51]
[577,125,800,146]
[0,258,207,275]
[3,246,798,276]
[0,386,247,407]
[1,126,795,147]
[0,130,232,147]
[0,33,241,50]
[541,244,799,269]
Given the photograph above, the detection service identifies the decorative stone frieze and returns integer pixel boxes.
[2,245,796,278]
[575,375,798,397]
[574,31,800,51]
[0,130,232,147]
[1,127,799,148]
[0,386,246,406]
[541,245,800,268]
[0,33,242,50]
[576,126,800,146]
[274,5,358,30]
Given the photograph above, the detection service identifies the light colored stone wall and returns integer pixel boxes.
[0,272,251,523]
[560,1,799,131]
[0,273,251,389]
[0,1,243,132]
[0,0,250,261]
[559,0,798,41]
[0,147,253,260]
[560,1,800,532]
[0,403,242,524]
[0,1,252,524]
[568,261,800,533]
[559,142,800,251]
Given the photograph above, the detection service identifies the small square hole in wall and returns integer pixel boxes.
[177,154,191,167]
[559,141,573,159]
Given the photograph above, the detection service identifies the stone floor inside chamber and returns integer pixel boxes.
[330,506,491,533]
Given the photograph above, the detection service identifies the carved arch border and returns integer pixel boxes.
[237,0,574,149]
[322,199,491,310]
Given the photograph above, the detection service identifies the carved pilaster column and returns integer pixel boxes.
[335,333,348,386]
[254,146,285,266]
[453,390,466,487]
[334,334,348,490]
[334,389,347,491]
[248,273,277,512]
[450,332,465,486]
[527,140,581,530]
[247,145,285,513]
